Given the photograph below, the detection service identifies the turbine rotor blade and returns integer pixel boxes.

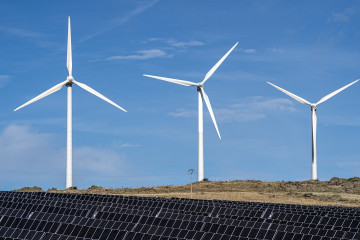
[200,87,221,139]
[67,16,72,76]
[316,79,359,105]
[202,42,238,84]
[73,80,127,112]
[14,80,68,111]
[143,74,197,86]
[267,82,311,105]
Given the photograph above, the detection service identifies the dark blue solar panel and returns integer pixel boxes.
[0,191,359,240]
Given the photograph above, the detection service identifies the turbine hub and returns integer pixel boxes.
[66,76,74,86]
[311,105,317,111]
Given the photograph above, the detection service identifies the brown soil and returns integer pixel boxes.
[14,177,360,207]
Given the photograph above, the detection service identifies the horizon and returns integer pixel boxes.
[12,176,360,192]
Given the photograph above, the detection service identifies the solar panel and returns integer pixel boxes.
[0,191,359,239]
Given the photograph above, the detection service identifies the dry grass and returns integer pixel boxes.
[14,177,360,207]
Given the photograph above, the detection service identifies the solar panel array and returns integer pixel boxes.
[0,191,359,239]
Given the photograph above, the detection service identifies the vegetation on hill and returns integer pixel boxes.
[14,177,360,207]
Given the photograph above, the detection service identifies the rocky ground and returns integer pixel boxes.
[14,177,360,207]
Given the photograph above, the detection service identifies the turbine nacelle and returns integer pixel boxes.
[66,76,74,83]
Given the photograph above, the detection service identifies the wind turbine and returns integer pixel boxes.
[267,79,358,180]
[144,42,238,181]
[14,17,127,188]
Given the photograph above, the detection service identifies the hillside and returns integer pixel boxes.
[14,177,360,207]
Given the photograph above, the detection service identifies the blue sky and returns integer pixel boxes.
[1,1,360,190]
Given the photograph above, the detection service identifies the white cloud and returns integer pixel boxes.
[331,8,355,23]
[0,26,59,50]
[148,37,162,41]
[167,40,204,48]
[238,48,256,54]
[0,75,10,88]
[111,140,141,148]
[231,97,296,111]
[0,26,45,38]
[107,49,170,60]
[215,108,266,122]
[211,71,279,83]
[81,0,159,42]
[244,49,256,53]
[114,0,159,25]
[120,143,141,148]
[168,97,295,123]
[0,124,127,189]
[215,97,295,122]
[74,146,125,173]
[169,108,197,118]
[0,124,60,173]
[147,38,205,48]
[332,13,350,23]
[267,48,283,54]
[107,38,203,62]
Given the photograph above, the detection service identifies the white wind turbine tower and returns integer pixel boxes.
[267,79,358,180]
[14,17,127,188]
[144,42,238,181]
